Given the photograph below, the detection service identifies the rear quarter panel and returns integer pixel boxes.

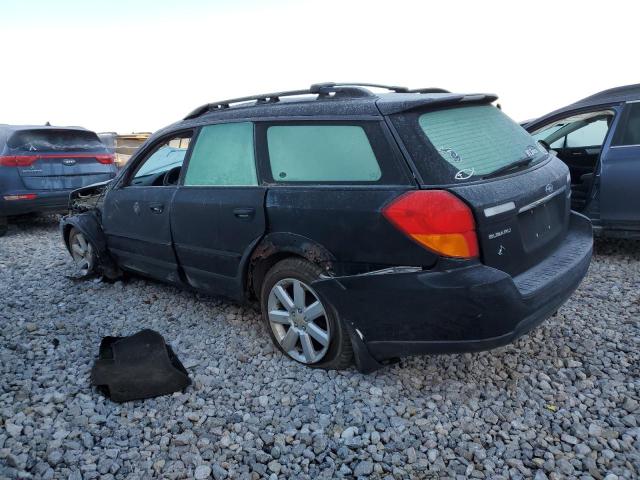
[264,187,439,274]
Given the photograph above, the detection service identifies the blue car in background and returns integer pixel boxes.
[525,84,640,238]
[0,125,116,236]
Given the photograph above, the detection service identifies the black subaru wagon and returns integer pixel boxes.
[61,83,593,372]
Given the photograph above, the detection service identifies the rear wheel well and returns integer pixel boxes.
[249,252,307,300]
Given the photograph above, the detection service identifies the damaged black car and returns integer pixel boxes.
[61,82,593,372]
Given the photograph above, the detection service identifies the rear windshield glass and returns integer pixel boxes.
[395,105,547,184]
[7,129,104,152]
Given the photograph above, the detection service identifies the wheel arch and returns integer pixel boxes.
[60,211,119,277]
[245,232,335,299]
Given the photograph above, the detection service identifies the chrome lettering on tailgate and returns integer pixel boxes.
[488,227,512,240]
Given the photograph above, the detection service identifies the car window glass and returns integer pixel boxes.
[531,111,613,150]
[184,122,257,186]
[7,129,104,152]
[130,134,191,186]
[565,119,609,148]
[531,125,564,148]
[267,125,381,182]
[612,103,640,146]
[417,105,545,178]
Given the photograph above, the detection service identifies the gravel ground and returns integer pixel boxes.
[1,215,639,480]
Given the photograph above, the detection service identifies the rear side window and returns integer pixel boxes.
[416,105,545,181]
[7,129,104,152]
[266,125,381,182]
[612,102,640,146]
[184,122,257,186]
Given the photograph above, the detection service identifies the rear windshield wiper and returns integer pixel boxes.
[483,157,536,180]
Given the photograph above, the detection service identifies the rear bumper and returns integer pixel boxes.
[0,190,71,217]
[313,212,593,368]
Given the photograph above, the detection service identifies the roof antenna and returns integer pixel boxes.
[45,121,51,126]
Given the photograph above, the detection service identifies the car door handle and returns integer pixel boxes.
[233,207,255,219]
[149,203,164,214]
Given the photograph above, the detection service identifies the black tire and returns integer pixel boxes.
[260,257,353,370]
[68,227,98,276]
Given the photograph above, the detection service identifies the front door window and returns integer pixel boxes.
[128,133,192,187]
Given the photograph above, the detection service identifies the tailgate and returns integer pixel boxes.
[18,153,115,190]
[450,156,571,276]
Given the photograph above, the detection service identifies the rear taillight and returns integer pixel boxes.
[382,190,479,258]
[0,153,114,166]
[95,154,115,165]
[3,193,37,201]
[0,155,38,167]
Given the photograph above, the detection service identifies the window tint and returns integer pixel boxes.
[612,103,640,146]
[267,125,381,182]
[130,133,192,186]
[184,122,257,186]
[417,105,545,179]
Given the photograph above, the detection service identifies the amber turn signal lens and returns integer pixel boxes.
[382,190,479,258]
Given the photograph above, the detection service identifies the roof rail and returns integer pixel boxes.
[310,83,450,95]
[185,89,308,119]
[184,83,378,119]
[406,87,450,94]
[184,82,451,119]
[310,82,410,93]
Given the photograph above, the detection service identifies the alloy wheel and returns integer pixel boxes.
[267,278,331,364]
[70,231,94,275]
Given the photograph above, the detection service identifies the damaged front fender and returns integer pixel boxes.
[60,210,119,278]
[68,179,113,213]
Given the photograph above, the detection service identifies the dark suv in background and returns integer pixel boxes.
[525,84,640,238]
[61,83,593,372]
[0,125,116,236]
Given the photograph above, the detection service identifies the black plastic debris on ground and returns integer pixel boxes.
[91,329,191,402]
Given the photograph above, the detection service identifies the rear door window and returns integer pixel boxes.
[266,125,382,182]
[184,122,257,186]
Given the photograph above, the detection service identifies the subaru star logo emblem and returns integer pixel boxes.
[545,183,554,194]
[62,158,76,166]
